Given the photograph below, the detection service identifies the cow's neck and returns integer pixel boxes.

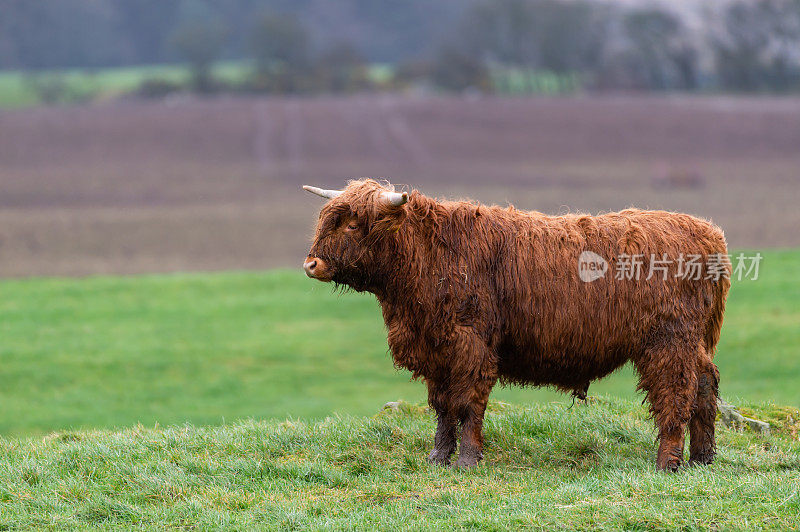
[372,205,451,310]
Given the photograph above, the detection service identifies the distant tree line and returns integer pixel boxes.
[2,0,800,94]
[151,11,371,95]
[427,0,800,93]
[0,0,465,69]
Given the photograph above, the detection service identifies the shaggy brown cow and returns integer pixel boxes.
[303,179,730,471]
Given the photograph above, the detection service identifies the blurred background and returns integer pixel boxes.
[0,0,798,436]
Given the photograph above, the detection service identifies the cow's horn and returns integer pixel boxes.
[302,185,343,200]
[382,190,408,206]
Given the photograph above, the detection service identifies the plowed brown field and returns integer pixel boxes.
[1,95,798,277]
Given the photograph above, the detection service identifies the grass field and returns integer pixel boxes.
[1,249,797,438]
[1,399,798,529]
[0,62,252,108]
[0,62,581,109]
[0,61,399,109]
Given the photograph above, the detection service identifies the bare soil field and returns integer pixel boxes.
[0,94,798,277]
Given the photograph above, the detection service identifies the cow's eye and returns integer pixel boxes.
[346,222,358,231]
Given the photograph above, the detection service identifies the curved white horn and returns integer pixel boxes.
[382,190,408,206]
[302,185,343,200]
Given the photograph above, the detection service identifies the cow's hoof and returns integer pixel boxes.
[659,458,682,473]
[426,450,452,466]
[689,453,715,466]
[453,451,482,468]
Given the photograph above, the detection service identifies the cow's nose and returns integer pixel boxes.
[303,259,318,277]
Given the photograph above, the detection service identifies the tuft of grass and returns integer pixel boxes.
[738,404,800,439]
[0,398,798,529]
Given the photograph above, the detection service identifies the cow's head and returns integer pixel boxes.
[303,179,408,292]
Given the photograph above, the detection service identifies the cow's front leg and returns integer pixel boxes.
[450,329,498,468]
[428,410,458,466]
[454,378,495,468]
[426,380,458,465]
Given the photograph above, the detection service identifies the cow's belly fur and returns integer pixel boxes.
[496,341,633,390]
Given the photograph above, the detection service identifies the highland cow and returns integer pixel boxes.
[303,180,730,471]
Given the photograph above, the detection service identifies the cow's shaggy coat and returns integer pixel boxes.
[304,180,730,471]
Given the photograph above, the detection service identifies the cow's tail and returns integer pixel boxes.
[705,241,731,357]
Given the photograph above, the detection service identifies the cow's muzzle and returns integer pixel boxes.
[303,256,332,281]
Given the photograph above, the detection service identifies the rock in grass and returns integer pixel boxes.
[718,400,771,435]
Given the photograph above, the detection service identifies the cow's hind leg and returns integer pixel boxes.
[426,381,458,466]
[635,333,699,472]
[689,350,720,466]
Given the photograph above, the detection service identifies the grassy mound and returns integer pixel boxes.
[1,398,798,529]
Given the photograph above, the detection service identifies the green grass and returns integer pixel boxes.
[0,399,798,529]
[489,66,583,94]
[0,62,250,108]
[0,249,798,438]
[0,251,797,528]
[0,61,394,108]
